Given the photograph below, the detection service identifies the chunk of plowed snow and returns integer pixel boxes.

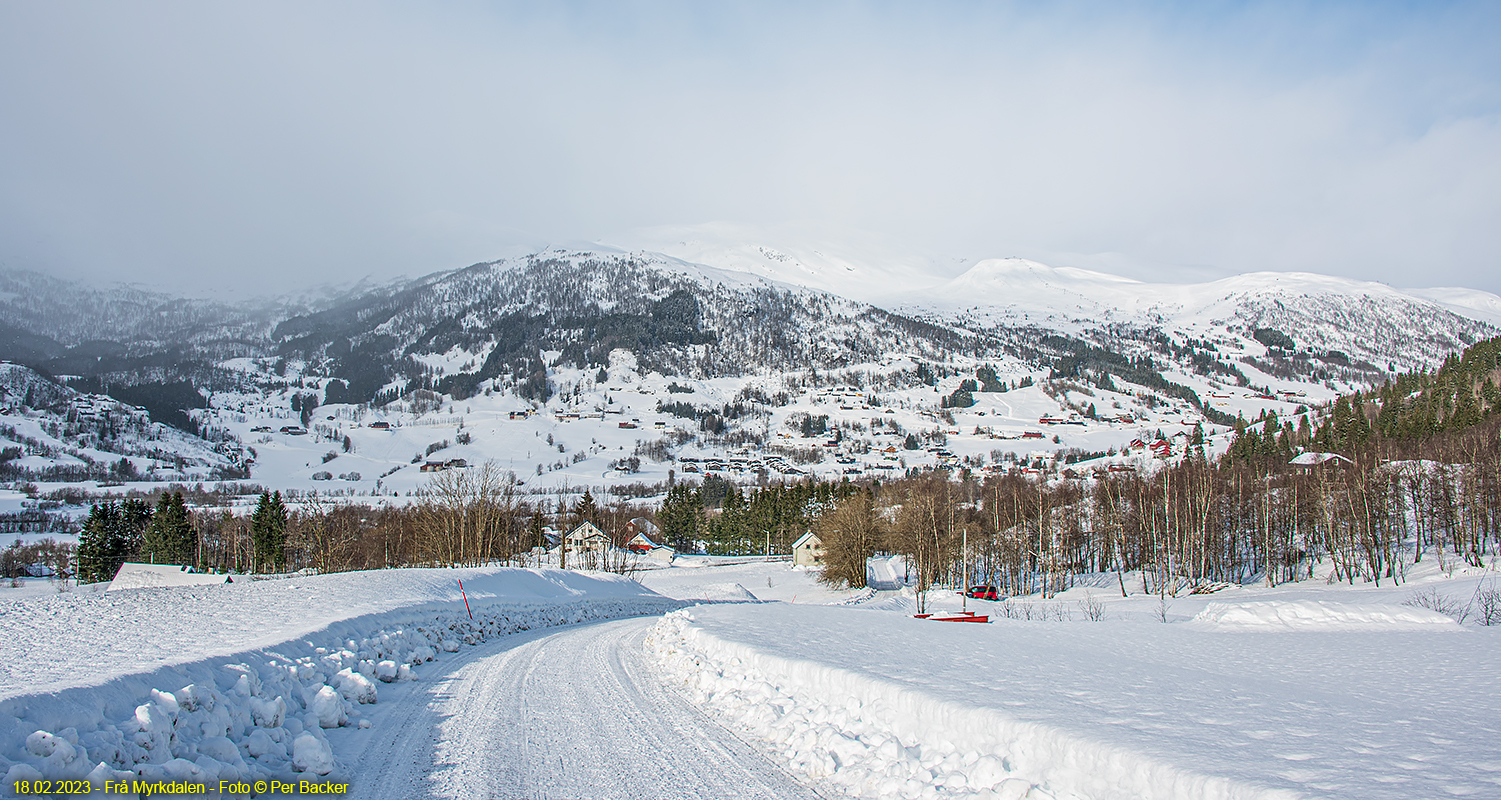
[683,582,760,602]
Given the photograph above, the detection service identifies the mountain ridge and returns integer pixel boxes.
[0,233,1496,498]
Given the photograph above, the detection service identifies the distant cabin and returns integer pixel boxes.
[1289,452,1354,468]
[792,532,825,567]
[369,421,391,430]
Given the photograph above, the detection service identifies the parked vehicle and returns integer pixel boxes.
[963,585,998,600]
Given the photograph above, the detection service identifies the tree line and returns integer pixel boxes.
[70,464,668,583]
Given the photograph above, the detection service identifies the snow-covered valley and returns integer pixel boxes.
[4,236,1499,537]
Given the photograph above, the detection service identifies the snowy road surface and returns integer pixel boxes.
[342,616,820,799]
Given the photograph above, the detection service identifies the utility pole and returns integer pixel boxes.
[962,527,969,614]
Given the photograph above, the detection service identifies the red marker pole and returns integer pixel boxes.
[458,579,472,619]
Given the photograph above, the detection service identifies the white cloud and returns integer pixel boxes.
[1,1,1498,295]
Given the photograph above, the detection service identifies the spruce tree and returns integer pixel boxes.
[528,512,545,550]
[251,490,288,572]
[144,492,195,566]
[574,489,598,527]
[658,484,701,552]
[77,503,123,583]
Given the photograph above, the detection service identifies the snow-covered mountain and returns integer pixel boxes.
[623,222,965,305]
[1,231,1498,502]
[901,258,1496,375]
[620,225,1500,379]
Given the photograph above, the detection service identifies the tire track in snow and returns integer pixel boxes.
[346,616,820,799]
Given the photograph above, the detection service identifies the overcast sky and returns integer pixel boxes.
[2,1,1499,297]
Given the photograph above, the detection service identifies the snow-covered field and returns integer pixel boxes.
[649,560,1501,800]
[4,555,1497,798]
[638,555,870,605]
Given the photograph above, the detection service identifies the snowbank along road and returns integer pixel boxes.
[0,568,693,791]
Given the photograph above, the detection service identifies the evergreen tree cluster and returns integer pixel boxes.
[1364,336,1501,440]
[1228,334,1501,460]
[657,479,861,555]
[976,365,1005,393]
[289,392,319,428]
[941,380,978,409]
[798,414,830,438]
[1226,411,1307,462]
[75,498,152,583]
[76,491,219,582]
[1252,327,1296,351]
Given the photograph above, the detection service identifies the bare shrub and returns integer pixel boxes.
[1473,583,1501,626]
[995,599,1071,621]
[1078,591,1106,622]
[1403,586,1472,623]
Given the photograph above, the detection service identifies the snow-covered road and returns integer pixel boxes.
[343,616,820,799]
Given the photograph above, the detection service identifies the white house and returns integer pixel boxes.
[792,531,825,567]
[564,521,611,554]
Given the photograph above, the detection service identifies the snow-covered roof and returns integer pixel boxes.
[628,517,660,535]
[792,531,822,550]
[565,521,608,541]
[108,562,233,592]
[1289,452,1353,466]
[626,530,662,548]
